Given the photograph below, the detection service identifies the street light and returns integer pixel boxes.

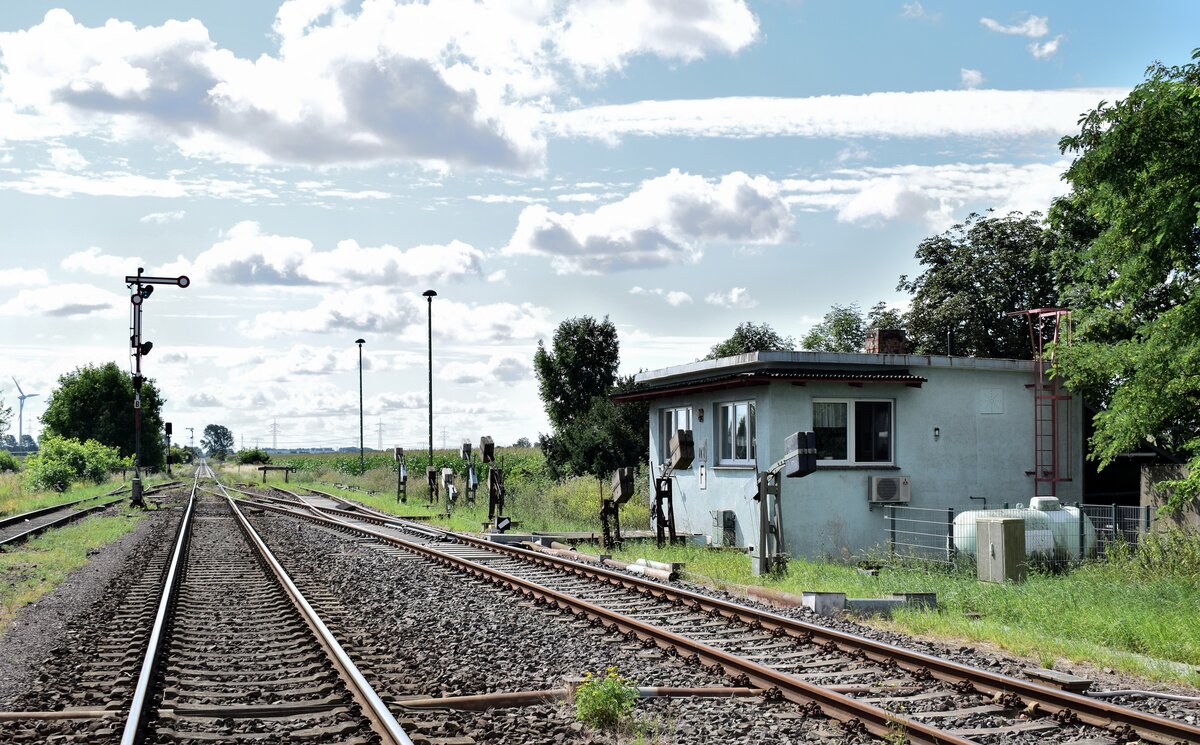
[356,338,366,473]
[422,289,436,467]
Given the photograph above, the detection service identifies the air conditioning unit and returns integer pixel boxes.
[868,476,911,504]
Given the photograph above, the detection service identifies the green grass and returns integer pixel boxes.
[599,539,1200,687]
[0,472,137,518]
[0,510,147,635]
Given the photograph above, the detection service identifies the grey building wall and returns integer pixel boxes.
[640,352,1084,560]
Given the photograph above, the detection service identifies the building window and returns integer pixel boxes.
[813,399,893,465]
[659,406,692,466]
[717,401,756,465]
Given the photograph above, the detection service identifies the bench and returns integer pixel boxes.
[258,465,297,484]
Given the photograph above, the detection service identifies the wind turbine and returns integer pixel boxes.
[11,377,40,446]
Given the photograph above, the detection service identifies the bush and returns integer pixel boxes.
[0,451,18,473]
[575,666,637,730]
[24,436,125,492]
[237,448,271,465]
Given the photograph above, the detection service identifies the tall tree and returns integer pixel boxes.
[898,211,1057,358]
[534,316,619,431]
[1051,50,1200,510]
[534,317,647,480]
[202,424,235,460]
[705,322,795,360]
[802,302,906,352]
[41,362,166,468]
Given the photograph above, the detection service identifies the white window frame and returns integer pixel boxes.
[716,400,756,466]
[812,398,895,466]
[659,406,692,468]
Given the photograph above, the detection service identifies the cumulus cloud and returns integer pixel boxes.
[630,286,693,306]
[440,355,532,384]
[0,268,50,287]
[901,2,938,21]
[961,68,984,89]
[546,88,1120,141]
[504,170,792,274]
[48,146,87,171]
[61,246,142,275]
[0,282,124,318]
[187,392,221,407]
[0,169,275,200]
[705,287,756,309]
[1029,36,1064,60]
[0,2,758,170]
[163,221,483,287]
[244,288,551,343]
[980,15,1049,38]
[781,161,1069,228]
[141,210,186,224]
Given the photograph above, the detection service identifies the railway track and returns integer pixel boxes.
[120,473,414,745]
[236,481,1200,745]
[0,481,180,549]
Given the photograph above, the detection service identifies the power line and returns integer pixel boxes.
[270,419,281,450]
[376,418,384,450]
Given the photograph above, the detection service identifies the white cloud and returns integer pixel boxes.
[0,2,758,171]
[558,0,758,74]
[704,287,756,309]
[546,88,1122,141]
[901,2,938,21]
[1030,36,1064,59]
[630,286,692,306]
[0,169,276,200]
[0,268,50,287]
[141,210,186,224]
[0,282,124,318]
[486,270,507,283]
[61,246,142,275]
[441,355,532,384]
[980,15,1049,38]
[48,146,88,171]
[504,169,792,274]
[960,68,984,89]
[780,161,1069,228]
[244,288,551,343]
[166,221,483,287]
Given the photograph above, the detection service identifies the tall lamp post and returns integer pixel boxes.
[422,290,437,488]
[355,338,366,473]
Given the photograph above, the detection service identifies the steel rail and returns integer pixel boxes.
[119,472,198,745]
[258,489,1200,745]
[211,480,415,745]
[244,497,969,745]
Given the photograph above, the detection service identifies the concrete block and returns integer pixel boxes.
[483,533,535,545]
[891,592,938,611]
[801,591,846,616]
[845,598,907,617]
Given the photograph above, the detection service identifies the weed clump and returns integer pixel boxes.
[575,666,637,730]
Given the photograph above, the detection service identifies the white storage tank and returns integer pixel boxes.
[952,497,1097,561]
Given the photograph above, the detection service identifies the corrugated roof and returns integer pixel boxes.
[612,368,926,403]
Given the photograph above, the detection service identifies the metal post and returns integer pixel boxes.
[164,429,171,477]
[1144,504,1151,533]
[1111,503,1119,545]
[355,338,365,473]
[1076,501,1085,561]
[946,507,956,564]
[422,290,436,473]
[887,505,895,559]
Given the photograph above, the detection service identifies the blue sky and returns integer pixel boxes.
[0,0,1194,451]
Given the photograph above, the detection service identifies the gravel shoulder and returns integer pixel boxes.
[0,504,177,708]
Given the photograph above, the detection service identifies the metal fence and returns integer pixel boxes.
[884,502,1153,571]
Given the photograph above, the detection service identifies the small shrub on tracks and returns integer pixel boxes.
[575,666,637,730]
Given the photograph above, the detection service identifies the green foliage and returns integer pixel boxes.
[40,362,166,469]
[0,395,11,439]
[168,445,192,465]
[898,211,1056,358]
[202,424,234,460]
[512,436,532,448]
[0,451,18,473]
[534,317,647,481]
[801,301,903,353]
[236,447,271,465]
[1051,50,1200,512]
[23,436,126,492]
[575,666,637,730]
[705,321,794,359]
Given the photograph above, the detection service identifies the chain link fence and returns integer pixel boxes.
[884,502,1152,570]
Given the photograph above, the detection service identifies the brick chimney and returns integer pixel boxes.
[865,329,908,355]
